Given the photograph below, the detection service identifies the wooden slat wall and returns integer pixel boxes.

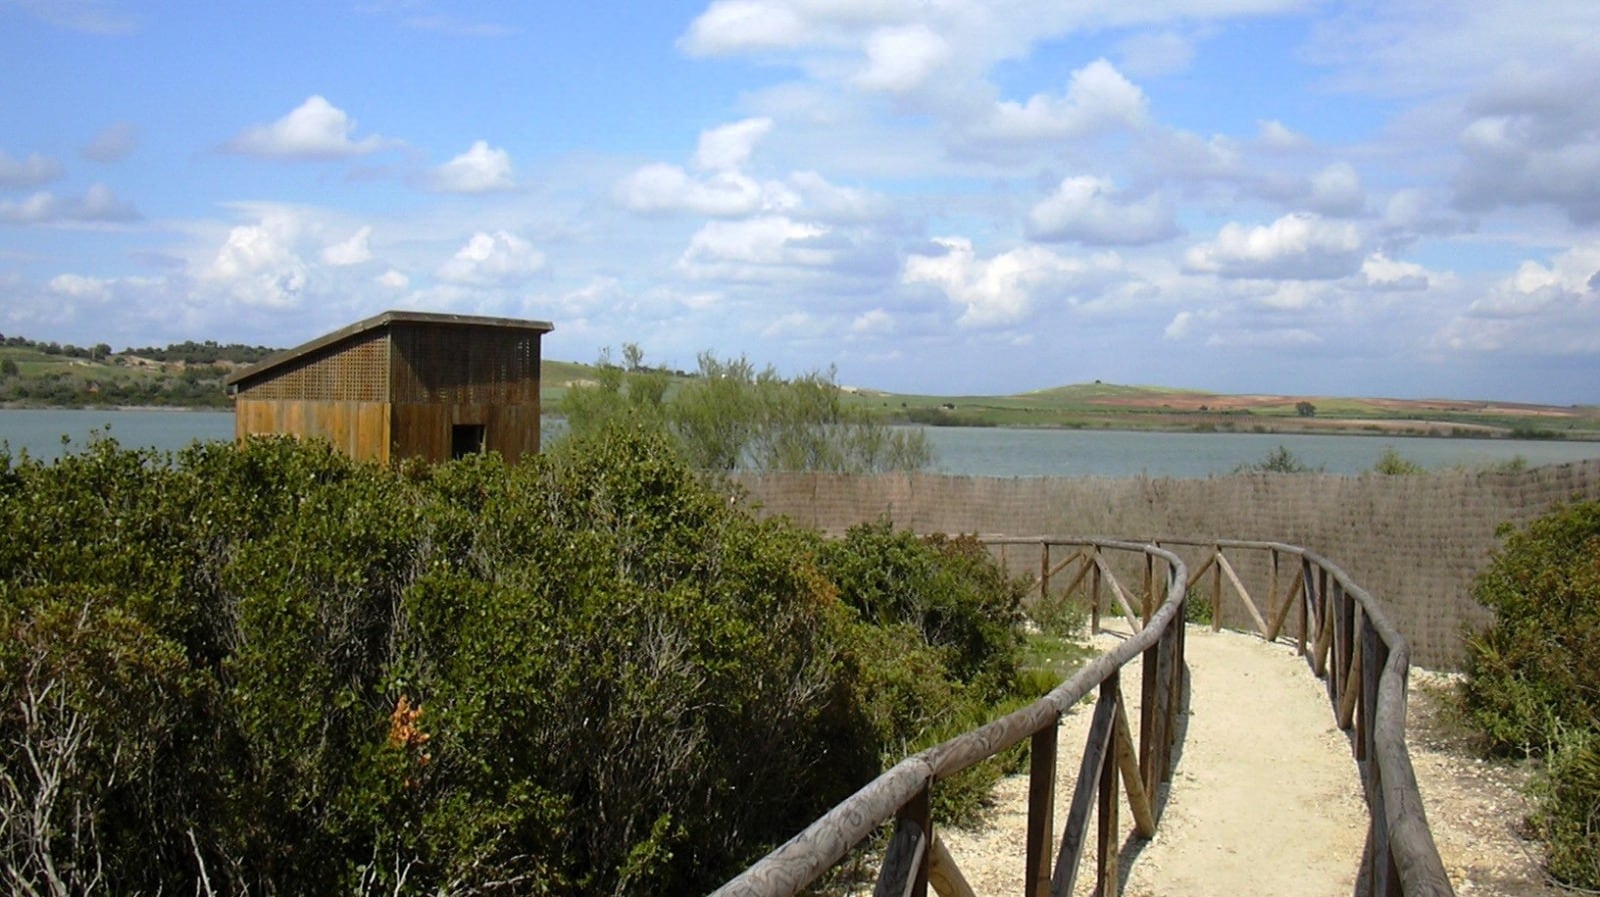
[234,399,391,462]
[235,322,544,464]
[390,402,541,464]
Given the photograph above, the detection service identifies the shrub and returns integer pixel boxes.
[1372,446,1425,475]
[0,429,1030,896]
[1463,499,1600,754]
[1233,445,1321,474]
[1464,498,1600,887]
[1532,725,1600,888]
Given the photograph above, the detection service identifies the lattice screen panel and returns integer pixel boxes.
[240,332,389,401]
[391,325,538,404]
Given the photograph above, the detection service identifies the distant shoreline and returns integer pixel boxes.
[6,403,1596,442]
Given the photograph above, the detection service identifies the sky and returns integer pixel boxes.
[2,1,1599,404]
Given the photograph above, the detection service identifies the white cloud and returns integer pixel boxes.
[47,273,113,301]
[850,308,895,335]
[1308,162,1365,216]
[902,236,1119,328]
[975,59,1148,142]
[1255,119,1311,152]
[787,170,881,221]
[0,150,63,187]
[202,212,310,308]
[1469,251,1598,318]
[761,311,819,339]
[678,216,831,276]
[615,163,769,217]
[855,25,951,92]
[377,269,410,289]
[615,119,881,222]
[432,140,516,193]
[224,96,390,160]
[1027,176,1178,245]
[1355,254,1432,292]
[1185,213,1366,280]
[436,231,546,285]
[1435,241,1600,356]
[0,184,140,224]
[1163,310,1194,340]
[81,122,139,162]
[678,0,810,56]
[321,226,373,266]
[693,117,774,171]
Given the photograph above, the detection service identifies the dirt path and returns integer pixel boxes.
[938,625,1557,896]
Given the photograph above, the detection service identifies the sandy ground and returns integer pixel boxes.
[933,626,1557,896]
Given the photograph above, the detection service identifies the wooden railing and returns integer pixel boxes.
[711,539,1188,897]
[711,537,1455,897]
[1014,537,1455,897]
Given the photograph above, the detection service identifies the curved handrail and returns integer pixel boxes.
[711,537,1455,897]
[1114,537,1453,897]
[711,539,1188,897]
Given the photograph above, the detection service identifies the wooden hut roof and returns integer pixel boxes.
[223,310,554,391]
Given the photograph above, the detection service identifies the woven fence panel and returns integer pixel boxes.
[731,458,1600,670]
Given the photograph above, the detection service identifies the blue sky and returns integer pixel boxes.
[3,0,1599,404]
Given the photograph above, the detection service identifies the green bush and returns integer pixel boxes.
[0,427,1029,896]
[1532,725,1600,888]
[1463,499,1600,754]
[1233,445,1321,474]
[1372,446,1425,475]
[1463,498,1600,887]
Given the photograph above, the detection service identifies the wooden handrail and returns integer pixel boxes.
[711,536,1454,897]
[1052,537,1454,897]
[710,539,1188,897]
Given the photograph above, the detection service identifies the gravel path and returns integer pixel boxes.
[835,623,1558,896]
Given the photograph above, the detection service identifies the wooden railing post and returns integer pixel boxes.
[1090,548,1103,635]
[1024,720,1058,897]
[1096,675,1121,896]
[1210,546,1223,631]
[1039,542,1050,605]
[875,781,931,897]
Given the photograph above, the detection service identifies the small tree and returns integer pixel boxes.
[1372,447,1425,475]
[1295,400,1316,417]
[0,358,17,378]
[562,349,933,474]
[1234,445,1320,474]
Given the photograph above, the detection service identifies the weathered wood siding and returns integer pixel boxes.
[234,399,391,462]
[390,402,541,464]
[232,315,544,464]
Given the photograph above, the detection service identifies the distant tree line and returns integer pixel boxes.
[0,333,277,365]
[120,339,278,365]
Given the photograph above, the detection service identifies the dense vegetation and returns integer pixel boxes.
[0,427,1030,896]
[0,334,275,409]
[1463,499,1600,886]
[562,348,933,473]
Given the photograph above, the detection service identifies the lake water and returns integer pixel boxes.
[2,408,1597,477]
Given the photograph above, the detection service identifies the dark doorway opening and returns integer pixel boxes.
[451,424,486,459]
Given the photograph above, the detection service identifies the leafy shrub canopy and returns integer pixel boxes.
[0,426,1025,896]
[1463,498,1600,887]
